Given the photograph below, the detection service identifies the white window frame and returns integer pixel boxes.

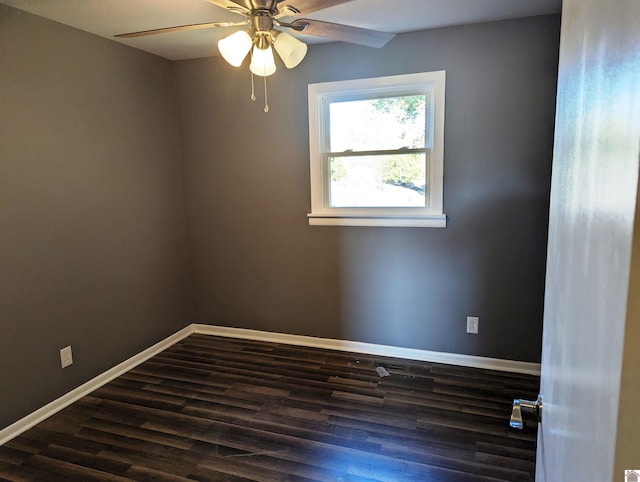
[307,71,446,228]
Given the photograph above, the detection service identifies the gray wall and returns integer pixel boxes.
[175,15,560,363]
[0,6,192,428]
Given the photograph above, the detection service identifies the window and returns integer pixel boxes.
[307,71,446,227]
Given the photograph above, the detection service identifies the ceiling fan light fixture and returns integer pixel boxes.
[218,30,252,67]
[114,0,398,113]
[250,42,276,77]
[273,31,308,69]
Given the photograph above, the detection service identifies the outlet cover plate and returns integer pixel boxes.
[467,316,479,334]
[60,346,73,368]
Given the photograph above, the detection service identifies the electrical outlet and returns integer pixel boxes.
[60,346,73,368]
[467,316,479,334]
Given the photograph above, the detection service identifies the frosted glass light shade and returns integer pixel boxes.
[218,31,252,67]
[274,32,307,69]
[250,45,276,76]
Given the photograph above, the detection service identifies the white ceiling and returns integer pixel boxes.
[1,0,562,60]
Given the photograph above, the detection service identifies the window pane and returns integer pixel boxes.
[329,95,426,152]
[329,153,427,208]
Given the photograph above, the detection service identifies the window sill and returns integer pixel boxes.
[307,213,447,228]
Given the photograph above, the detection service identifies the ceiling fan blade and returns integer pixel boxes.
[115,19,250,39]
[277,0,355,16]
[292,19,395,48]
[204,0,251,14]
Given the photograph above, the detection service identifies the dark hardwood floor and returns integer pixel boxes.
[0,334,539,481]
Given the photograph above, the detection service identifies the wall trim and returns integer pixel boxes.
[0,325,194,446]
[1,323,540,446]
[193,324,541,376]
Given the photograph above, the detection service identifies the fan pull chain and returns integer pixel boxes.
[263,75,269,113]
[250,72,256,101]
[249,70,268,113]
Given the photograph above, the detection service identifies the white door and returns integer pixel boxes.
[536,0,640,480]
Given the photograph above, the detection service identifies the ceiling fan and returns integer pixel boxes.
[115,0,395,111]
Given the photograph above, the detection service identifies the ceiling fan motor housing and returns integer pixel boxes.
[252,9,274,33]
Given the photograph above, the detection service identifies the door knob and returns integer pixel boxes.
[510,394,542,429]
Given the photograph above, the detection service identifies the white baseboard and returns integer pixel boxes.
[0,325,194,446]
[1,323,540,446]
[192,324,541,376]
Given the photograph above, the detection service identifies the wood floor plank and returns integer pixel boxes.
[36,444,131,476]
[0,334,539,481]
[21,453,131,481]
